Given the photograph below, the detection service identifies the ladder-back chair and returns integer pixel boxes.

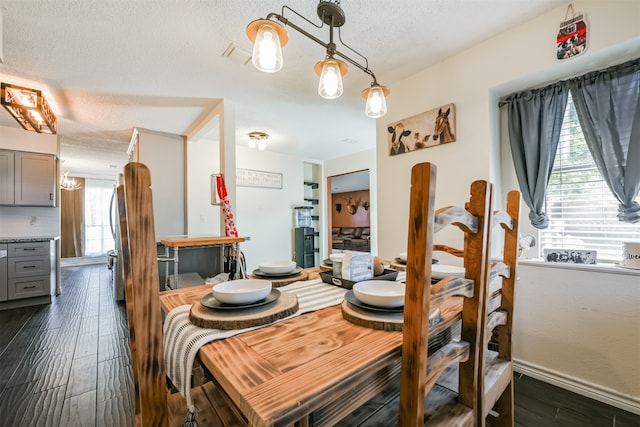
[399,162,493,426]
[477,190,521,427]
[117,162,245,426]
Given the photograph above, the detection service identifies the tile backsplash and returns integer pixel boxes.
[0,206,60,238]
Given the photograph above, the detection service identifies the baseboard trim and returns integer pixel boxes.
[514,359,640,415]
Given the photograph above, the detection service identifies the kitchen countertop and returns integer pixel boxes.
[0,236,60,243]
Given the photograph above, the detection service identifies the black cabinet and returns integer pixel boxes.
[294,227,316,268]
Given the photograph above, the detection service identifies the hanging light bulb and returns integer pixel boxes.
[315,58,348,99]
[246,20,288,73]
[362,83,390,118]
[258,138,267,150]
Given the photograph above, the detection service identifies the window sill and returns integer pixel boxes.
[518,258,640,276]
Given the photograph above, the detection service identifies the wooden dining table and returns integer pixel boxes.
[159,268,463,427]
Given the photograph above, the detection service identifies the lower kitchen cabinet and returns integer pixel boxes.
[0,244,7,301]
[8,276,50,300]
[0,240,55,309]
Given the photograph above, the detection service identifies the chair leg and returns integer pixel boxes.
[493,380,514,427]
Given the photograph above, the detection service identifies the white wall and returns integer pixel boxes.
[515,263,640,412]
[235,146,304,272]
[136,129,185,239]
[375,0,640,411]
[0,125,60,238]
[324,149,377,256]
[187,135,221,235]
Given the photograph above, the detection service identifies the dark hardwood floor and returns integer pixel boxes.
[0,263,637,426]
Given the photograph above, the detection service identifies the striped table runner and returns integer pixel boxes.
[163,278,348,413]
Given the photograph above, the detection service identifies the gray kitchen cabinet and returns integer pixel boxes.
[0,150,56,207]
[0,244,7,302]
[0,150,14,205]
[5,242,51,301]
[14,151,56,206]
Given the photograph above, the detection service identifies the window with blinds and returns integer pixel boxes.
[539,93,640,262]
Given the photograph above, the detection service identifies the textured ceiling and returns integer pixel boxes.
[0,0,566,176]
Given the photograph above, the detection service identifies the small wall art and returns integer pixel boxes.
[543,248,597,264]
[236,168,283,189]
[556,4,588,61]
[387,103,456,157]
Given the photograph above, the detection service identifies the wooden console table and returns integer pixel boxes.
[159,236,246,289]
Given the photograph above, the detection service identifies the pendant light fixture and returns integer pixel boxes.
[246,0,389,118]
[60,171,82,191]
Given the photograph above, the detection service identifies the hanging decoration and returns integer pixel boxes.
[556,4,587,61]
[215,174,238,237]
[215,174,246,279]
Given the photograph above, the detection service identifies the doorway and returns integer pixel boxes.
[328,170,370,253]
[60,177,116,265]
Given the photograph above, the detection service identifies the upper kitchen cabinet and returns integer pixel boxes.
[0,150,15,204]
[0,150,57,207]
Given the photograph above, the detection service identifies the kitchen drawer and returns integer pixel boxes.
[8,241,50,257]
[8,276,50,300]
[7,256,50,278]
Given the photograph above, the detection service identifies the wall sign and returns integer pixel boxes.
[236,168,283,189]
[556,4,588,61]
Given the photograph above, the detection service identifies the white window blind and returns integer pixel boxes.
[539,94,640,262]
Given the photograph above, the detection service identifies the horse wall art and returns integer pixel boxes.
[386,103,456,156]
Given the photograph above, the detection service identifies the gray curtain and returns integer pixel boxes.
[505,83,569,228]
[569,58,640,223]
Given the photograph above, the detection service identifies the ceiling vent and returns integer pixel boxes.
[222,43,251,65]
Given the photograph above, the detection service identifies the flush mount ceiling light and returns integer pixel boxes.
[246,0,389,118]
[60,171,82,191]
[0,82,57,134]
[248,131,269,150]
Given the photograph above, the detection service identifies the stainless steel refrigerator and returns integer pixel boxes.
[108,177,125,301]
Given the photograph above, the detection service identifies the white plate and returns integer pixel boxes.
[353,280,405,308]
[258,260,297,275]
[431,264,466,279]
[212,279,272,305]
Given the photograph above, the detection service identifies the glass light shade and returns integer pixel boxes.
[258,139,267,150]
[365,85,388,118]
[248,138,256,149]
[318,60,344,99]
[251,23,284,73]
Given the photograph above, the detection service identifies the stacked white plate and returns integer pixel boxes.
[353,280,406,308]
[212,279,272,304]
[258,260,297,275]
[431,264,465,279]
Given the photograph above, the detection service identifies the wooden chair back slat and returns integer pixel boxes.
[120,162,170,426]
[116,184,140,416]
[399,162,494,426]
[478,189,520,427]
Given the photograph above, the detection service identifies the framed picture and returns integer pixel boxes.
[543,248,597,264]
[387,103,456,156]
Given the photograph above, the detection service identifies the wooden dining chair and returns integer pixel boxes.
[117,161,246,427]
[399,162,494,426]
[477,190,521,427]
